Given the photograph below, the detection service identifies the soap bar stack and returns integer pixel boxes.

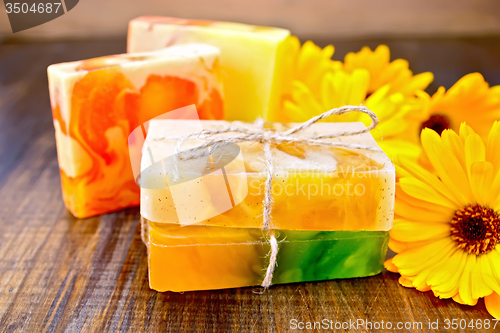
[140,119,395,291]
[48,44,224,218]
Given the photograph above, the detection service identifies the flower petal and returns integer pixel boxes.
[399,276,414,288]
[376,117,408,139]
[485,292,500,319]
[395,198,452,223]
[388,237,409,253]
[487,121,500,173]
[427,249,462,287]
[452,293,478,306]
[421,128,474,205]
[389,237,445,253]
[471,255,495,299]
[384,258,399,272]
[398,156,459,206]
[348,69,371,104]
[458,254,477,305]
[487,248,500,291]
[405,71,434,94]
[391,219,450,242]
[479,253,500,295]
[296,40,334,91]
[412,257,449,292]
[469,161,494,205]
[430,249,468,299]
[284,80,324,122]
[380,140,422,161]
[464,132,486,178]
[392,238,454,277]
[459,123,476,142]
[441,129,466,171]
[399,178,457,209]
[396,183,453,215]
[489,168,500,208]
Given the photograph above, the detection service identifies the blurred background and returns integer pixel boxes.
[1,0,500,40]
[1,0,500,93]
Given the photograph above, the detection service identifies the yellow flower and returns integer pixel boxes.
[275,42,433,160]
[417,73,500,140]
[280,67,425,160]
[386,123,500,319]
[343,45,434,97]
[281,37,341,100]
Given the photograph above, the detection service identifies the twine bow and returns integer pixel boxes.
[168,105,379,288]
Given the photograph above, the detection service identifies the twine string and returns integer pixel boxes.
[164,105,379,288]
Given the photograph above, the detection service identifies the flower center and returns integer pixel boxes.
[420,114,451,135]
[450,205,500,255]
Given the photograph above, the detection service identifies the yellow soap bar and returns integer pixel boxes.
[127,16,294,121]
[140,120,395,231]
[48,44,224,218]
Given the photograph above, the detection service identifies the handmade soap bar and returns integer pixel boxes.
[144,219,389,292]
[127,16,294,121]
[140,119,394,291]
[48,44,224,218]
[141,120,395,231]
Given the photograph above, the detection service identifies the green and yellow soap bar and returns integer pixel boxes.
[140,119,395,291]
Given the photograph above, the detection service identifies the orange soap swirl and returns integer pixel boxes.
[48,44,224,218]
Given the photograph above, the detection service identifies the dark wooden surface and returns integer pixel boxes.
[0,36,499,332]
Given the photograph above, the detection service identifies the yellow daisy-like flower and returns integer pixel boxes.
[275,42,433,160]
[385,123,500,319]
[343,45,434,97]
[281,37,341,100]
[416,73,500,140]
[280,66,425,160]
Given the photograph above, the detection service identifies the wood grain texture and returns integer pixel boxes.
[0,37,499,332]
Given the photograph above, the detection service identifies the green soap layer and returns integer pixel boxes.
[148,220,390,291]
[272,230,389,284]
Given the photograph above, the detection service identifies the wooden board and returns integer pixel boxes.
[0,37,498,332]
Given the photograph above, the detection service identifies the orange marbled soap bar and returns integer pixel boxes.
[48,44,224,218]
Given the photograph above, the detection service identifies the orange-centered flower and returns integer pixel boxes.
[386,122,500,319]
[417,73,500,141]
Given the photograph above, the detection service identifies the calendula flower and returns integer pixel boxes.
[385,123,500,319]
[281,37,341,100]
[416,73,500,140]
[276,42,432,160]
[343,45,434,97]
[281,66,425,159]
